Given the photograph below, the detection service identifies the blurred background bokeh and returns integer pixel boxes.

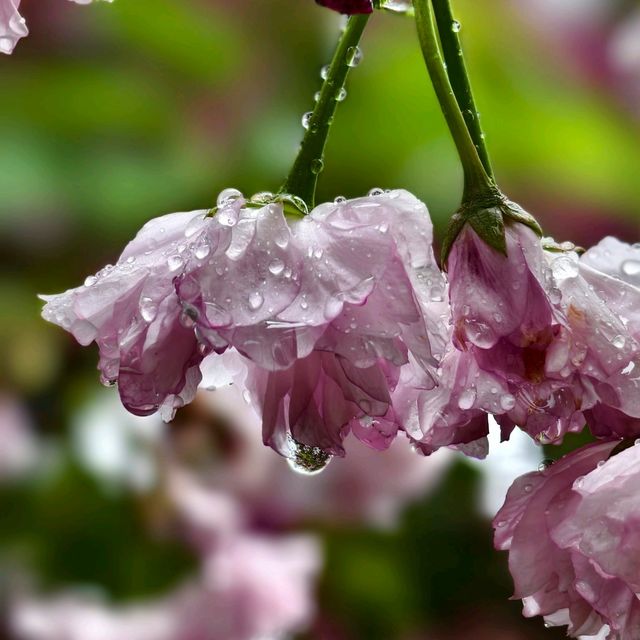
[1,0,640,638]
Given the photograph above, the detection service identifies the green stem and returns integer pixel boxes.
[413,0,492,200]
[280,14,370,209]
[432,0,493,179]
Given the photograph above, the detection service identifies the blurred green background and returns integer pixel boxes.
[1,0,640,638]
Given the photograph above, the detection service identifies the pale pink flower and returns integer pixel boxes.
[41,209,211,419]
[493,439,640,639]
[446,223,640,446]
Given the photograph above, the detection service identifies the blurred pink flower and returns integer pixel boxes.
[0,395,38,479]
[446,223,640,447]
[12,533,320,640]
[493,439,640,639]
[0,0,105,54]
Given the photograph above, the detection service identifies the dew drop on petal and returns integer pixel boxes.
[500,393,516,411]
[367,187,384,196]
[612,335,626,349]
[552,255,579,280]
[167,255,184,272]
[217,208,238,227]
[268,259,285,275]
[248,291,264,310]
[622,259,640,278]
[139,297,158,323]
[458,388,477,410]
[84,275,97,287]
[194,242,211,260]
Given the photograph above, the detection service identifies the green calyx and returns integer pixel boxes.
[441,188,543,267]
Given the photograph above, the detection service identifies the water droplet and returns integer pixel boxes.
[496,520,506,528]
[242,389,252,404]
[313,91,321,102]
[194,241,211,260]
[346,45,363,67]
[368,187,384,196]
[216,187,242,209]
[311,158,324,174]
[287,442,332,476]
[320,64,330,80]
[612,335,626,349]
[523,483,533,493]
[634,438,640,446]
[538,459,553,471]
[275,231,290,249]
[251,191,274,204]
[218,207,238,227]
[574,475,585,488]
[167,255,184,272]
[301,111,313,130]
[100,376,117,388]
[458,388,477,410]
[313,247,324,259]
[334,196,347,204]
[335,87,347,102]
[622,259,640,278]
[248,291,264,310]
[452,20,461,32]
[268,259,285,275]
[500,394,516,411]
[552,255,579,280]
[125,255,136,264]
[139,297,158,322]
[378,221,389,233]
[548,288,562,304]
[464,319,496,349]
[84,275,97,287]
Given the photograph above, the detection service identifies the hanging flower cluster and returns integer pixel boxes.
[33,0,640,638]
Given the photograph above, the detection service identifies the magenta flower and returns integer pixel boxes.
[493,440,640,638]
[446,222,640,446]
[315,0,373,14]
[41,209,211,419]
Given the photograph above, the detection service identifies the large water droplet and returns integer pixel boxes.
[287,443,332,476]
[335,87,347,102]
[464,319,497,349]
[248,291,264,310]
[612,335,626,349]
[84,275,97,287]
[451,20,461,32]
[216,187,242,209]
[346,45,363,67]
[311,158,324,174]
[320,64,330,80]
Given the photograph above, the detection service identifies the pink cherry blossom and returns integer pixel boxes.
[41,209,212,419]
[187,190,448,460]
[446,222,640,446]
[494,440,640,639]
